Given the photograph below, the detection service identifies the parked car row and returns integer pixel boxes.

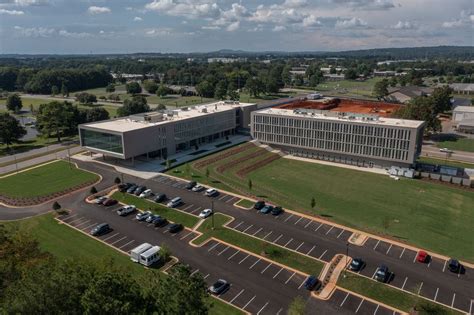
[253,200,283,216]
[93,196,118,207]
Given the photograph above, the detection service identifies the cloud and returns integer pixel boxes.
[58,29,92,38]
[133,16,143,21]
[10,0,49,6]
[88,6,111,15]
[272,25,286,32]
[330,0,395,10]
[442,10,472,28]
[226,21,240,32]
[13,25,55,37]
[0,8,23,14]
[145,0,220,19]
[391,20,417,30]
[335,17,368,28]
[145,27,172,36]
[202,25,220,30]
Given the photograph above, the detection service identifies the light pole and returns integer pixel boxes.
[211,200,215,230]
[344,242,349,278]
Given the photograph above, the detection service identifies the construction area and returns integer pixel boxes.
[277,97,402,118]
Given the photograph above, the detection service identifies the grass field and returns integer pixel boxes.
[168,143,474,262]
[435,138,474,153]
[316,78,383,98]
[0,135,77,157]
[418,157,474,169]
[193,213,324,276]
[235,199,254,209]
[2,213,242,315]
[111,192,200,228]
[338,273,461,314]
[0,160,99,199]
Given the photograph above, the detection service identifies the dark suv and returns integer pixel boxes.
[90,223,110,236]
[254,201,265,210]
[374,265,389,282]
[304,275,321,291]
[185,181,197,189]
[448,259,461,273]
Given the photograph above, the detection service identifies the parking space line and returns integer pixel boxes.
[249,259,261,269]
[294,217,303,225]
[257,302,269,315]
[295,242,304,252]
[285,272,296,284]
[298,278,306,289]
[304,220,312,228]
[417,282,423,294]
[225,197,237,203]
[399,248,405,259]
[261,263,272,274]
[119,240,135,249]
[62,213,79,221]
[230,289,245,304]
[191,269,200,276]
[239,254,250,264]
[228,250,240,260]
[386,244,393,254]
[284,214,294,222]
[469,299,473,315]
[243,225,254,233]
[190,207,202,214]
[427,260,431,268]
[276,308,283,315]
[102,233,120,242]
[355,299,364,313]
[443,260,447,272]
[182,204,194,211]
[451,294,455,308]
[263,231,273,240]
[325,226,334,235]
[234,221,244,229]
[82,223,98,231]
[273,234,283,243]
[373,304,379,315]
[242,295,256,310]
[203,274,210,279]
[180,231,194,240]
[337,230,345,238]
[413,254,417,263]
[75,220,91,228]
[253,228,263,236]
[273,267,284,279]
[217,246,230,256]
[307,245,315,256]
[284,238,293,247]
[315,223,323,231]
[373,240,380,250]
[371,268,378,279]
[340,292,350,307]
[434,288,439,301]
[401,277,408,290]
[217,195,226,201]
[68,217,87,225]
[208,242,219,252]
[319,250,327,260]
[111,236,127,245]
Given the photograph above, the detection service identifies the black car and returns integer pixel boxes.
[254,201,265,210]
[271,206,283,216]
[118,183,132,192]
[374,265,389,282]
[448,258,461,273]
[349,258,365,272]
[168,223,183,233]
[209,279,230,295]
[126,185,138,194]
[153,217,168,227]
[154,193,167,203]
[134,186,146,196]
[185,181,197,190]
[303,275,321,291]
[90,223,110,236]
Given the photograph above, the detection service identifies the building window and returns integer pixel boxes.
[81,129,123,154]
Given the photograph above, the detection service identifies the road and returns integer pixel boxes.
[422,143,474,164]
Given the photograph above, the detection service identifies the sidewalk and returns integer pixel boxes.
[0,140,78,165]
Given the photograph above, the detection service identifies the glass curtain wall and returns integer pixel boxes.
[81,129,123,154]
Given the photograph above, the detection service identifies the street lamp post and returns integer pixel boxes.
[211,200,215,230]
[344,242,349,278]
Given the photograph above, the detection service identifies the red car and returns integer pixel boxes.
[102,198,118,206]
[416,250,429,263]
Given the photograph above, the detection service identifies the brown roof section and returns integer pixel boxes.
[276,98,401,117]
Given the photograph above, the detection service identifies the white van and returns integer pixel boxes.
[130,243,153,263]
[139,189,153,198]
[166,197,182,208]
[139,245,161,266]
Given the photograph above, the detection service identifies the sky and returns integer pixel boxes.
[0,0,472,54]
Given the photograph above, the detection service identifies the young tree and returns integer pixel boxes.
[205,167,210,178]
[344,68,358,80]
[51,85,59,96]
[6,94,22,113]
[82,107,110,122]
[311,197,316,211]
[288,296,306,315]
[372,79,389,99]
[52,201,61,211]
[61,83,69,97]
[114,177,121,184]
[90,186,97,194]
[117,96,150,117]
[248,179,253,191]
[431,86,453,113]
[143,80,158,94]
[214,80,228,100]
[126,81,142,94]
[196,80,215,98]
[159,244,171,263]
[245,77,265,97]
[105,84,115,93]
[75,92,97,104]
[0,113,26,147]
[156,84,169,98]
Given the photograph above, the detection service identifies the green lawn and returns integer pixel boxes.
[436,138,474,153]
[316,78,384,98]
[168,143,474,262]
[338,273,461,314]
[418,157,474,169]
[112,192,200,228]
[0,135,78,157]
[3,213,242,315]
[194,213,324,276]
[235,199,254,209]
[0,160,99,198]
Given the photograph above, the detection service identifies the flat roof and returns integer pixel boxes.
[80,101,255,133]
[454,106,474,113]
[254,108,424,128]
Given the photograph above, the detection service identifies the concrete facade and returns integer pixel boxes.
[79,101,257,160]
[251,108,425,168]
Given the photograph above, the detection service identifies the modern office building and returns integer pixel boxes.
[79,101,257,161]
[251,108,425,168]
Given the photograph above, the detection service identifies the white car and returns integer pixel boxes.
[205,188,218,197]
[136,211,152,221]
[139,189,153,198]
[192,184,205,192]
[117,205,136,216]
[94,196,107,204]
[199,209,213,219]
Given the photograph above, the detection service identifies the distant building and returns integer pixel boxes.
[207,57,247,63]
[447,83,474,95]
[457,119,474,134]
[452,106,474,122]
[386,86,433,103]
[373,71,407,77]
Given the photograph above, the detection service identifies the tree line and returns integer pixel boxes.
[0,225,210,314]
